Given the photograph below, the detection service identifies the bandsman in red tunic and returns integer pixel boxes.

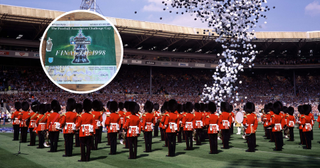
[124,102,141,159]
[286,107,295,141]
[218,102,232,149]
[243,102,258,152]
[47,100,62,152]
[35,104,47,148]
[60,98,77,156]
[142,101,155,152]
[271,102,286,151]
[164,99,180,157]
[182,102,194,150]
[76,99,96,162]
[301,104,313,149]
[11,102,21,141]
[193,103,204,145]
[105,101,120,155]
[91,100,103,150]
[205,102,219,154]
[19,101,30,143]
[28,102,39,146]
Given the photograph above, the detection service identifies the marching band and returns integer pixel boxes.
[9,98,320,161]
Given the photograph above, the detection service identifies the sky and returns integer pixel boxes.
[1,0,320,32]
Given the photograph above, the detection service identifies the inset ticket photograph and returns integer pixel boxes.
[40,10,123,93]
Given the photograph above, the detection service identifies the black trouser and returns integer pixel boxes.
[221,129,230,149]
[98,127,102,143]
[247,133,255,152]
[128,137,137,159]
[13,125,20,140]
[311,129,313,140]
[119,125,123,139]
[208,134,217,153]
[299,129,305,144]
[304,131,312,149]
[274,131,282,150]
[75,130,80,147]
[49,131,59,152]
[185,131,193,149]
[182,129,185,140]
[64,134,74,156]
[38,131,45,148]
[93,129,99,150]
[270,128,275,142]
[289,127,294,141]
[195,129,202,145]
[20,127,28,142]
[154,123,159,137]
[144,131,152,152]
[167,133,176,156]
[265,128,270,139]
[200,128,206,142]
[160,128,164,141]
[29,128,36,146]
[109,133,117,154]
[80,136,92,161]
[177,127,182,143]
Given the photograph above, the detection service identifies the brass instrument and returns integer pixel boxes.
[43,131,50,147]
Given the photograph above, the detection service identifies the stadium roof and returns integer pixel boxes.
[0,4,320,58]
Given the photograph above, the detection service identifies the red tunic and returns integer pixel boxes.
[142,113,155,132]
[105,113,121,133]
[47,112,61,132]
[182,113,195,131]
[19,111,30,127]
[35,114,48,133]
[271,114,286,132]
[124,115,140,137]
[76,113,96,137]
[301,115,313,132]
[91,111,103,129]
[60,111,78,134]
[243,113,258,134]
[205,113,219,134]
[164,112,179,133]
[28,112,38,129]
[286,115,295,127]
[193,112,204,129]
[11,110,21,125]
[219,112,232,130]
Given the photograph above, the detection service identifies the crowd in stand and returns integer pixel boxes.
[0,65,320,115]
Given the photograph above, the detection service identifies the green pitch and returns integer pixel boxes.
[1,124,320,168]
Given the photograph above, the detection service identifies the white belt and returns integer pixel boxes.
[275,123,282,131]
[222,120,230,127]
[195,120,203,127]
[110,123,120,131]
[185,122,193,129]
[169,122,178,131]
[209,124,219,131]
[54,122,61,129]
[145,122,154,129]
[65,122,75,130]
[129,126,139,134]
[82,124,93,133]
